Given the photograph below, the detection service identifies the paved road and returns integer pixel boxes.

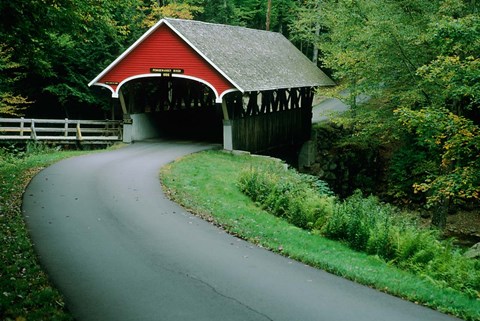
[312,97,349,123]
[312,91,368,123]
[23,140,459,321]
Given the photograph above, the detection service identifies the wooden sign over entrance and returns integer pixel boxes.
[150,68,184,77]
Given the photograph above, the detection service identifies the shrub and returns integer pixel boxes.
[322,191,397,253]
[424,240,480,297]
[238,165,334,230]
[238,165,480,298]
[298,173,335,196]
[237,165,279,204]
[286,195,309,229]
[366,217,395,260]
[321,201,349,240]
[263,179,298,218]
[390,225,440,275]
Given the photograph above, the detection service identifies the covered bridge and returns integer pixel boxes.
[89,18,334,152]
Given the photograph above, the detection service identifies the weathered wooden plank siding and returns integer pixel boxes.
[231,108,311,152]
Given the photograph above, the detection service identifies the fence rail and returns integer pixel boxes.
[0,118,122,143]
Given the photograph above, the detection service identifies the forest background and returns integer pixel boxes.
[0,0,479,231]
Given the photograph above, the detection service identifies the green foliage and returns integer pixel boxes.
[308,122,390,199]
[298,172,335,196]
[0,0,145,115]
[201,0,297,33]
[198,0,236,25]
[231,0,266,29]
[238,164,335,230]
[396,107,480,206]
[321,191,396,255]
[239,164,480,298]
[313,0,480,213]
[418,8,480,112]
[318,0,438,99]
[140,0,205,28]
[289,0,319,46]
[0,44,31,116]
[386,138,431,204]
[392,225,440,269]
[321,190,480,298]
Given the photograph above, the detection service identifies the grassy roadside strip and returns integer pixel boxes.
[160,150,480,321]
[0,149,96,321]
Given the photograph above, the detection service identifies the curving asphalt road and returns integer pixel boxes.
[311,90,369,123]
[22,140,460,321]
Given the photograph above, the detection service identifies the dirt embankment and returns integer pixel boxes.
[444,210,480,247]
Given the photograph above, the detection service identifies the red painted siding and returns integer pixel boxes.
[99,24,234,97]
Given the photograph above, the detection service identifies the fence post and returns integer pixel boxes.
[118,122,123,140]
[30,119,37,140]
[76,122,83,140]
[64,118,69,137]
[20,117,24,137]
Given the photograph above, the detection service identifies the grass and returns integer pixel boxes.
[1,145,478,320]
[237,163,480,298]
[160,150,480,321]
[0,145,110,321]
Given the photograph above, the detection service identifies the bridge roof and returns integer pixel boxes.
[89,18,334,101]
[164,18,334,91]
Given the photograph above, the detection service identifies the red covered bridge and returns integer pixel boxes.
[89,18,334,152]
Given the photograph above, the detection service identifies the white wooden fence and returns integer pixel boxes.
[0,118,122,143]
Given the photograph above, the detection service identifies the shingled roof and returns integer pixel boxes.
[163,18,334,92]
[89,18,334,98]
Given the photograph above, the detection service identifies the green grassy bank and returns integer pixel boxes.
[160,150,480,321]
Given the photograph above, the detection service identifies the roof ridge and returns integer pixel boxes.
[163,17,282,36]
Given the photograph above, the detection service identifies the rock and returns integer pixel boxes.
[298,140,317,169]
[464,242,480,259]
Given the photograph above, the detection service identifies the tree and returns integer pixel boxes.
[231,0,266,29]
[289,0,320,61]
[416,8,480,120]
[268,0,297,36]
[0,0,152,118]
[198,0,236,25]
[141,0,204,28]
[0,44,32,116]
[396,107,480,228]
[316,0,480,228]
[319,0,439,101]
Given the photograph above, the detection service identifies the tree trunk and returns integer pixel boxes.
[312,24,320,63]
[266,0,272,31]
[431,197,449,230]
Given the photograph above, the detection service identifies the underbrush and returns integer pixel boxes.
[239,163,334,230]
[238,165,480,299]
